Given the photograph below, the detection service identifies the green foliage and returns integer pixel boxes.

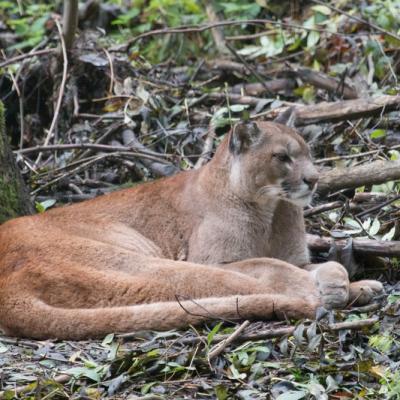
[207,321,223,346]
[4,2,52,50]
[363,0,400,34]
[369,333,395,354]
[379,370,400,398]
[35,198,56,213]
[216,0,261,19]
[370,128,387,139]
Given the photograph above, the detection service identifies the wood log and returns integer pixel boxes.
[318,159,400,195]
[231,79,296,96]
[307,234,400,257]
[271,95,400,125]
[283,67,358,99]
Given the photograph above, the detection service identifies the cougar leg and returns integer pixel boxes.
[218,258,319,299]
[302,262,350,309]
[349,280,384,306]
[0,258,320,340]
[304,262,384,308]
[0,293,317,340]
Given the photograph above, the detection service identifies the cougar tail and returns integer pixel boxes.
[1,294,317,340]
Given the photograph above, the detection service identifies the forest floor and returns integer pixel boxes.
[1,1,400,398]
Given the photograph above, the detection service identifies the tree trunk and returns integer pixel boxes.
[0,102,34,223]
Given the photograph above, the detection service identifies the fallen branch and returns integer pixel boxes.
[307,234,400,257]
[16,142,170,160]
[0,49,56,68]
[304,201,343,217]
[230,78,295,96]
[286,67,358,99]
[120,318,378,348]
[208,320,250,360]
[328,317,378,331]
[318,159,400,195]
[268,95,400,125]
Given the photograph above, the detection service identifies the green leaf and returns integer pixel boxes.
[276,391,307,400]
[389,150,400,160]
[387,294,400,304]
[382,226,395,241]
[312,5,332,15]
[102,333,115,346]
[369,334,393,353]
[63,366,104,382]
[370,129,386,139]
[307,31,320,48]
[33,199,56,214]
[215,384,229,400]
[229,364,247,380]
[111,8,140,25]
[0,341,9,353]
[369,218,381,236]
[302,86,315,103]
[141,381,158,394]
[35,202,45,213]
[207,321,223,346]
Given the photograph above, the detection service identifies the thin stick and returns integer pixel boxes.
[194,126,215,169]
[0,49,55,68]
[304,201,343,217]
[35,19,68,167]
[225,42,272,96]
[118,19,350,51]
[356,193,400,218]
[314,146,400,164]
[328,317,378,331]
[208,320,250,360]
[119,317,378,345]
[16,143,170,159]
[103,48,115,95]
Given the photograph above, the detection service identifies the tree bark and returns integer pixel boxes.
[0,102,34,223]
[307,234,400,257]
[272,95,400,125]
[62,0,79,51]
[318,159,400,195]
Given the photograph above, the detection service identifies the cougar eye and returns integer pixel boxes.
[273,153,291,163]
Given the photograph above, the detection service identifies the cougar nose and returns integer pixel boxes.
[303,175,318,190]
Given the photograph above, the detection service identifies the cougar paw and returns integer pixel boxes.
[312,262,350,310]
[349,280,384,306]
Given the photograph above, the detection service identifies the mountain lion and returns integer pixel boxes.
[0,121,383,339]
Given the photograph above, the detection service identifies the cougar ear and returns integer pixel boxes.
[229,121,261,155]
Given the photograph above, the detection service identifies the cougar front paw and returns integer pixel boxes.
[349,280,384,306]
[312,262,350,309]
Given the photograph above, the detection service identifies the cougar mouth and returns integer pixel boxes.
[289,192,313,207]
[282,182,315,207]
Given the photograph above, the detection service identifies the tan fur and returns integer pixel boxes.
[0,121,383,339]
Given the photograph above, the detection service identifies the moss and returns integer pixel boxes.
[0,176,21,224]
[0,101,4,135]
[0,101,34,223]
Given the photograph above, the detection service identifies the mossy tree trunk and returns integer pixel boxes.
[0,102,34,223]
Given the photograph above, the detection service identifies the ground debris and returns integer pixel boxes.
[1,0,400,398]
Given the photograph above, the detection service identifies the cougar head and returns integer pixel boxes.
[227,120,319,207]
